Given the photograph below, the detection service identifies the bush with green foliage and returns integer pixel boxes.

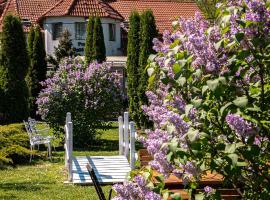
[84,16,95,65]
[0,15,29,124]
[36,57,124,147]
[0,123,31,167]
[27,25,47,117]
[127,11,141,126]
[137,10,158,129]
[93,17,106,63]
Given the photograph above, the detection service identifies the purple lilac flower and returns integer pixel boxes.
[204,186,215,196]
[225,114,258,138]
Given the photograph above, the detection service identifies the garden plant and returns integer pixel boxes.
[37,58,124,147]
[113,0,270,199]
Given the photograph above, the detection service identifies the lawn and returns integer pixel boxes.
[0,124,120,200]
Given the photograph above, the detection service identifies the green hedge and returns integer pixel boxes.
[0,123,32,167]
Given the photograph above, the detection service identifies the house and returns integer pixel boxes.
[0,0,200,57]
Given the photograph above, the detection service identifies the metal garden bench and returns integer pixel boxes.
[23,119,53,162]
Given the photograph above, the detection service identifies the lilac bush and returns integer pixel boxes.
[115,0,270,199]
[37,57,124,147]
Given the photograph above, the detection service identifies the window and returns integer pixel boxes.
[109,23,116,41]
[52,23,63,40]
[75,22,86,40]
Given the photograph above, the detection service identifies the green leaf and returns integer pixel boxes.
[173,63,181,74]
[225,143,244,154]
[237,161,248,167]
[185,104,193,116]
[171,193,182,200]
[233,96,248,108]
[207,79,219,91]
[148,54,156,61]
[177,77,186,86]
[220,102,233,117]
[147,68,154,77]
[187,128,199,142]
[191,99,202,108]
[167,151,173,162]
[195,193,204,200]
[167,124,176,134]
[202,85,208,95]
[228,153,238,165]
[214,39,224,51]
[169,138,178,152]
[235,32,244,42]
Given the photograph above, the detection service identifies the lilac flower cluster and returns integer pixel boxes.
[113,175,161,200]
[173,161,201,185]
[225,114,258,138]
[228,0,270,38]
[204,186,215,197]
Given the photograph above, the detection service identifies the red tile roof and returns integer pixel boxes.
[40,0,123,20]
[109,0,200,32]
[0,0,123,30]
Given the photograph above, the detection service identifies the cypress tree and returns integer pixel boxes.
[27,25,35,59]
[126,11,140,126]
[0,15,29,124]
[84,16,95,65]
[27,25,47,117]
[138,10,158,129]
[93,17,106,63]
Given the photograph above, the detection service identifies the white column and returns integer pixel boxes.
[118,116,124,155]
[124,112,129,158]
[67,121,73,182]
[129,121,136,170]
[65,112,71,169]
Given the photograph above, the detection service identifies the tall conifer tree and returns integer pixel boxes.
[138,10,158,129]
[27,25,47,117]
[127,11,140,125]
[28,25,35,59]
[0,15,29,123]
[84,16,95,65]
[93,17,106,63]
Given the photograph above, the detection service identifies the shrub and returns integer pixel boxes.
[114,0,270,199]
[36,57,124,147]
[0,123,31,167]
[0,15,29,124]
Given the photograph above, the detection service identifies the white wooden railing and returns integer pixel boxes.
[64,112,136,182]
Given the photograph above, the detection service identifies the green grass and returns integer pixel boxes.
[0,124,120,200]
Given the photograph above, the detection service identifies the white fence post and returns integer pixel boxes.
[65,112,71,169]
[124,112,129,158]
[118,116,124,155]
[129,121,136,170]
[67,121,73,182]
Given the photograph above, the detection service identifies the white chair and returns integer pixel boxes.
[23,120,53,162]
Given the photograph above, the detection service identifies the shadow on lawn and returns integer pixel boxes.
[0,181,52,191]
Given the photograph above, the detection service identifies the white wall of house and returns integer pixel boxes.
[42,16,122,57]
